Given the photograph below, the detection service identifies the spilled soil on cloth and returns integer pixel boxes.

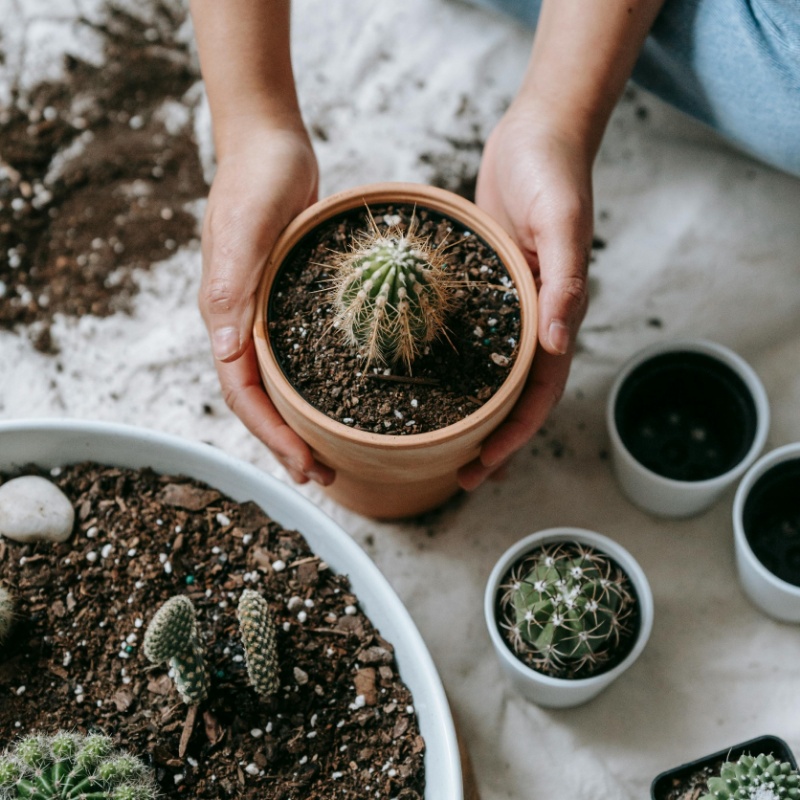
[0,2,206,352]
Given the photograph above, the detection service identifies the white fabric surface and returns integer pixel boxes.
[1,0,799,797]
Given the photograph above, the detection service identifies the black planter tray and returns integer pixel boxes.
[650,734,797,800]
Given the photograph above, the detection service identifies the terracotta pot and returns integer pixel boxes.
[253,183,537,519]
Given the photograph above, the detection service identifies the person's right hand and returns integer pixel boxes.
[198,122,334,486]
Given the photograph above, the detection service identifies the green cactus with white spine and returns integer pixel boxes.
[700,753,800,800]
[143,594,207,705]
[0,587,14,644]
[237,589,279,697]
[0,732,156,800]
[498,541,637,678]
[330,216,452,370]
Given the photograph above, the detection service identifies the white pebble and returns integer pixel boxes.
[86,551,98,563]
[216,512,230,526]
[297,611,308,623]
[244,763,259,776]
[272,560,286,572]
[250,728,263,739]
[163,561,173,575]
[101,544,113,559]
[0,476,75,544]
[134,618,143,628]
[344,605,357,616]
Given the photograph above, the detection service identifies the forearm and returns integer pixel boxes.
[190,0,305,157]
[516,0,667,159]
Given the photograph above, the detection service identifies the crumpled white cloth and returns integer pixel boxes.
[1,1,799,798]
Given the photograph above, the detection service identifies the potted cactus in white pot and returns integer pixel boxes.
[484,527,654,708]
[253,182,537,519]
[650,735,799,800]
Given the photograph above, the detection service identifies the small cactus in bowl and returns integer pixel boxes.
[329,215,453,370]
[237,589,279,697]
[498,541,638,679]
[700,753,800,800]
[0,587,14,643]
[0,732,157,800]
[143,594,208,705]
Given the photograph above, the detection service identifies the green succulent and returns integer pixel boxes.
[701,753,800,800]
[498,541,637,678]
[143,594,207,705]
[237,589,279,697]
[330,217,452,370]
[0,732,156,800]
[0,587,14,643]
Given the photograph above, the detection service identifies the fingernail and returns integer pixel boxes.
[212,326,240,360]
[547,320,570,355]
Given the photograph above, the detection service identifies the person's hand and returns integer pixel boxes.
[198,123,334,486]
[458,103,593,490]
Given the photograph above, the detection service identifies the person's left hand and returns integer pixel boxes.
[458,101,594,490]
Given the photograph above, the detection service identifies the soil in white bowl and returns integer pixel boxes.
[0,462,425,799]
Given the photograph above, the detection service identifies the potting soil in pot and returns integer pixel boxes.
[0,463,425,799]
[268,203,523,434]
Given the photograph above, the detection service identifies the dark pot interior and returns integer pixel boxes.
[743,457,800,587]
[650,735,797,800]
[615,351,758,482]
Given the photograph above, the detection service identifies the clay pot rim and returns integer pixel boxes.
[253,182,537,451]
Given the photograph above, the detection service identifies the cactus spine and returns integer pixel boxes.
[0,587,14,643]
[238,589,279,697]
[143,595,208,705]
[498,541,637,678]
[701,753,800,800]
[0,732,156,800]
[330,215,452,370]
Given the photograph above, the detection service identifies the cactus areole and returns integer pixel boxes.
[497,541,640,680]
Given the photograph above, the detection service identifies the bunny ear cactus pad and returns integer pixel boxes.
[701,753,800,800]
[0,732,157,800]
[498,541,638,679]
[143,594,208,705]
[237,589,279,698]
[330,214,453,371]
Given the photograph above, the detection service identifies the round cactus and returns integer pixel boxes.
[143,595,208,705]
[498,541,637,679]
[330,217,452,370]
[0,587,14,644]
[701,753,800,800]
[238,589,279,697]
[0,732,156,800]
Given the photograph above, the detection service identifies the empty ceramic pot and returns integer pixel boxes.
[734,442,800,622]
[607,339,770,517]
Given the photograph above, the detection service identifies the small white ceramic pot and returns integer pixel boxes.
[607,339,770,518]
[733,442,800,622]
[484,528,654,709]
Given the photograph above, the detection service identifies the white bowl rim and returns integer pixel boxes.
[733,442,800,598]
[484,527,654,690]
[0,418,463,799]
[606,338,770,490]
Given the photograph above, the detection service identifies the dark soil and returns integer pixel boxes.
[268,203,522,435]
[0,2,205,353]
[656,760,721,800]
[0,463,425,799]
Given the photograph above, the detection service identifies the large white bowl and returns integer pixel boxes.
[0,419,463,800]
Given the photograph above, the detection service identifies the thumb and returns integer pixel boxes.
[533,206,591,356]
[199,203,278,363]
